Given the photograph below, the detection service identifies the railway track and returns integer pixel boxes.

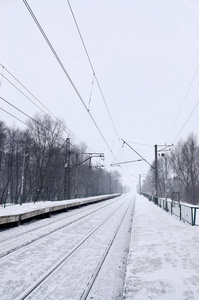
[0,194,135,300]
[20,195,134,300]
[0,197,119,259]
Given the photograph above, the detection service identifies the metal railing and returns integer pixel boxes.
[141,193,199,226]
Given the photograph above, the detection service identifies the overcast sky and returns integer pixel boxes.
[1,0,199,190]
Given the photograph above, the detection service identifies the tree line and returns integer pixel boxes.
[0,115,122,205]
[141,133,199,205]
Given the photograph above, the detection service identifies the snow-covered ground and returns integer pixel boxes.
[0,195,116,216]
[123,194,199,300]
[0,194,134,300]
[1,193,199,300]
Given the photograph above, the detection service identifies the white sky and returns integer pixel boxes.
[1,0,199,188]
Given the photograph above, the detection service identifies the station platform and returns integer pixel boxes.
[123,194,199,300]
[0,194,119,226]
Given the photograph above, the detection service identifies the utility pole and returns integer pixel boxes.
[154,144,172,198]
[64,138,71,200]
[21,152,29,205]
[139,174,141,195]
[155,145,158,197]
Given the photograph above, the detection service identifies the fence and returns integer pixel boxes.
[141,193,199,226]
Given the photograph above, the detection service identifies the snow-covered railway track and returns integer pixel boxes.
[0,198,119,259]
[16,196,134,300]
[78,198,133,300]
[0,194,134,300]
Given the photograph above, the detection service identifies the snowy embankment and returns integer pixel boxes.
[123,194,199,300]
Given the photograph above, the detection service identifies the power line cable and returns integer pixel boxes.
[1,64,103,154]
[0,95,103,154]
[1,96,63,140]
[87,72,95,112]
[23,0,118,162]
[0,105,65,148]
[0,107,29,128]
[0,63,85,146]
[0,73,50,117]
[121,138,154,169]
[173,98,199,144]
[66,0,122,144]
[167,65,199,143]
[125,141,154,147]
[66,1,129,172]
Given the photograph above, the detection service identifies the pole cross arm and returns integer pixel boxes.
[121,139,154,169]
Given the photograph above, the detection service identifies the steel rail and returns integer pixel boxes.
[16,199,128,300]
[0,198,120,259]
[79,198,134,300]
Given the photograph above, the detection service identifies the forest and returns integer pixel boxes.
[0,115,122,205]
[142,133,199,205]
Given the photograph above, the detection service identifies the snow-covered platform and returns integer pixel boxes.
[123,194,199,300]
[0,194,120,226]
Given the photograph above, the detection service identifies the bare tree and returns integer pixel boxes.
[169,133,199,204]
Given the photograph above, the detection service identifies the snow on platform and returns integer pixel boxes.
[0,194,119,225]
[123,194,199,300]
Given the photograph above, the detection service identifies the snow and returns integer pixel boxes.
[1,194,199,299]
[0,194,133,300]
[0,194,115,217]
[123,194,199,300]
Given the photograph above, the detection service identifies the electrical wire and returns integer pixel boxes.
[0,106,65,149]
[66,0,122,144]
[125,141,154,147]
[66,1,131,174]
[87,72,95,112]
[121,139,154,169]
[1,96,63,140]
[167,64,199,143]
[173,98,199,144]
[23,0,118,162]
[0,63,85,146]
[0,107,29,128]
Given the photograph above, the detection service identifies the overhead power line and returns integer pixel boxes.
[121,138,154,169]
[23,0,118,162]
[0,105,65,149]
[167,64,199,143]
[66,0,129,171]
[66,0,121,143]
[0,64,85,147]
[0,96,83,151]
[1,96,62,140]
[0,107,29,128]
[173,98,199,144]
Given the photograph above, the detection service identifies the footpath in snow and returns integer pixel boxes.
[123,194,199,300]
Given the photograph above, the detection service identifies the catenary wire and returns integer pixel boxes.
[173,98,199,144]
[166,64,199,143]
[0,96,82,150]
[0,96,107,159]
[66,0,122,144]
[0,107,29,128]
[125,141,154,147]
[66,0,130,171]
[0,65,103,154]
[0,106,64,149]
[23,0,118,162]
[0,64,86,147]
